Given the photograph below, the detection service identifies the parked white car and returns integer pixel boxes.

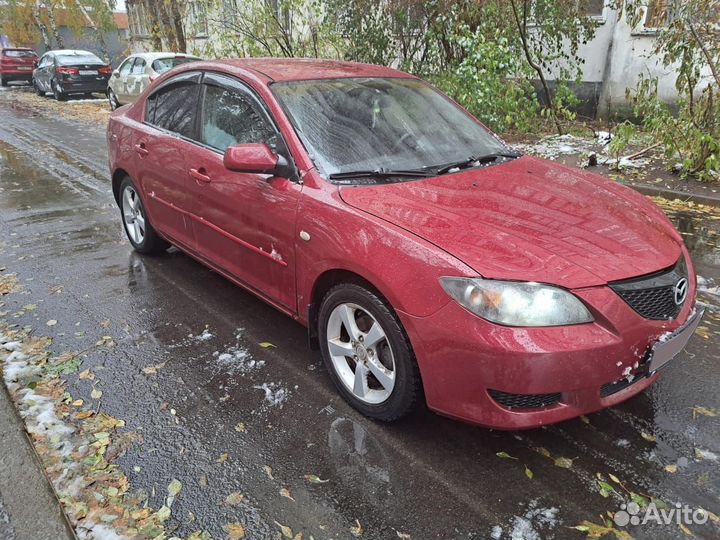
[107,52,201,109]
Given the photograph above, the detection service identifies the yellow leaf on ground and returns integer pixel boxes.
[224,522,246,540]
[665,464,678,473]
[350,519,363,537]
[225,492,245,506]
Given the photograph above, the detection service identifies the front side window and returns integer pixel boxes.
[200,83,275,152]
[146,81,199,138]
[131,58,146,75]
[272,77,507,180]
[119,58,134,76]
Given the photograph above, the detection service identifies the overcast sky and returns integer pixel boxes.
[114,0,126,11]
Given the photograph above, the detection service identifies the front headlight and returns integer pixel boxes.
[439,277,593,327]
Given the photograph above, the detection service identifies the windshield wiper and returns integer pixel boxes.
[435,151,522,175]
[328,168,434,181]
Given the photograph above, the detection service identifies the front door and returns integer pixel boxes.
[186,72,301,310]
[133,72,201,249]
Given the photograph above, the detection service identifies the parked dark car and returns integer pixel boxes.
[0,47,38,86]
[33,49,112,101]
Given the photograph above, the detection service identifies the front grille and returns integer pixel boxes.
[614,286,680,320]
[488,389,562,410]
[609,259,688,320]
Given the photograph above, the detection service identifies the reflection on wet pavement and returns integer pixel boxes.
[1,89,719,539]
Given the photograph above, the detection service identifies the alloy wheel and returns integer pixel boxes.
[108,88,119,110]
[326,303,396,404]
[122,185,146,245]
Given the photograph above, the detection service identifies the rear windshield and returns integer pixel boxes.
[152,57,199,74]
[3,49,37,58]
[57,54,102,65]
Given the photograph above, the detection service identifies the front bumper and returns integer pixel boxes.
[399,267,698,430]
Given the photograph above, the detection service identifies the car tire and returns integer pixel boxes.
[52,79,67,101]
[118,176,169,255]
[33,79,45,96]
[318,282,422,421]
[0,76,7,87]
[107,88,119,110]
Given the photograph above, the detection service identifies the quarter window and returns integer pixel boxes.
[200,84,275,152]
[146,81,199,138]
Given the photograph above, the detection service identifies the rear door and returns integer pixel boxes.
[133,71,201,249]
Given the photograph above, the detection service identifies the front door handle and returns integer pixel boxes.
[134,143,149,157]
[189,168,211,184]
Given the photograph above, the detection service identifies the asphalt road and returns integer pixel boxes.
[1,87,719,540]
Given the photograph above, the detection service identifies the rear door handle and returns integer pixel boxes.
[134,143,149,157]
[189,168,211,183]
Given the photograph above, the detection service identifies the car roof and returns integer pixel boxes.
[51,49,96,56]
[1,47,35,52]
[209,58,413,83]
[130,52,202,61]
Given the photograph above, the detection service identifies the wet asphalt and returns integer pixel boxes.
[0,87,719,540]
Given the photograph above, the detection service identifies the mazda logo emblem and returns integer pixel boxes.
[673,277,688,305]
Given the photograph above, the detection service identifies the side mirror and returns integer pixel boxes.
[112,70,119,77]
[223,143,290,177]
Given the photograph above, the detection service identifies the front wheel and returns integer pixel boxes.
[33,79,45,96]
[119,177,169,255]
[107,88,119,110]
[318,283,422,421]
[0,76,7,87]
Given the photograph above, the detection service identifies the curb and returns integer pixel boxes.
[622,182,720,207]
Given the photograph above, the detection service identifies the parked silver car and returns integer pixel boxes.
[107,52,201,109]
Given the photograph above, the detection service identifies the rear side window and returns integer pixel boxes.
[146,81,199,138]
[152,57,199,74]
[3,50,36,58]
[200,83,276,152]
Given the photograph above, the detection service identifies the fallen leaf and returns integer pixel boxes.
[217,452,229,463]
[46,319,57,326]
[78,369,94,380]
[571,520,617,538]
[350,519,363,537]
[691,406,718,419]
[224,522,246,540]
[100,319,111,328]
[396,532,411,539]
[496,451,517,460]
[168,479,182,497]
[263,465,274,479]
[554,457,575,469]
[280,487,295,501]
[90,388,103,399]
[275,521,293,538]
[75,411,94,419]
[225,492,245,506]
[156,505,171,522]
[524,465,534,479]
[665,464,678,473]
[259,342,276,348]
[679,523,694,536]
[533,446,552,458]
[72,399,84,407]
[303,474,329,484]
[580,415,591,424]
[234,422,246,433]
[641,431,657,442]
[608,473,621,484]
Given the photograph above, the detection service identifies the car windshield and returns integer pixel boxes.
[3,49,36,58]
[152,57,200,74]
[57,53,102,65]
[272,77,509,181]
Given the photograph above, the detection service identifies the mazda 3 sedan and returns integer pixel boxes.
[107,59,702,429]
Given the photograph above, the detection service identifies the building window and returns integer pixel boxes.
[644,0,678,28]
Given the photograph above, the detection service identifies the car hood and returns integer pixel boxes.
[338,156,682,289]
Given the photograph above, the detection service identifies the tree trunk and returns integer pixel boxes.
[139,0,164,50]
[46,2,64,49]
[157,0,179,51]
[33,1,53,51]
[169,0,187,53]
[74,0,109,61]
[509,0,563,135]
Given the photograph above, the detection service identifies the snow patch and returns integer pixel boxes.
[492,500,559,540]
[615,438,631,448]
[253,382,289,407]
[77,523,129,540]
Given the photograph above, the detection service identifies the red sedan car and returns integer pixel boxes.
[107,59,702,429]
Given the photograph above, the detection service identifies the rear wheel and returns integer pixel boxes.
[119,177,169,255]
[319,283,421,421]
[52,79,66,101]
[0,76,7,87]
